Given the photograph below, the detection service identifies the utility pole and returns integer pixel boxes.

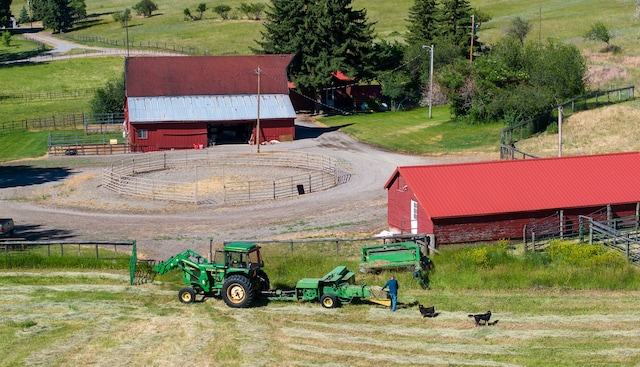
[256,67,261,153]
[125,17,130,57]
[422,45,434,118]
[558,106,563,157]
[469,14,475,64]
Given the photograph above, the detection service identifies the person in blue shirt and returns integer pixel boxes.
[382,275,399,312]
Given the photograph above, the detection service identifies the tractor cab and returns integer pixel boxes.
[214,242,264,270]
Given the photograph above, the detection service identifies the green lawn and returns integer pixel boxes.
[0,130,50,162]
[318,105,502,154]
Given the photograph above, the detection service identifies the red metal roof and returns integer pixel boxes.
[125,55,294,97]
[385,152,640,219]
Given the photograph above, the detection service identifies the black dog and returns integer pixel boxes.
[468,311,491,326]
[419,304,435,318]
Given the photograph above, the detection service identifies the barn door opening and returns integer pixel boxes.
[410,200,418,234]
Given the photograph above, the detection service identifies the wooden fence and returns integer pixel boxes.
[501,86,635,159]
[102,150,351,204]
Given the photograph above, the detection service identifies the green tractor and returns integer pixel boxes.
[153,242,269,308]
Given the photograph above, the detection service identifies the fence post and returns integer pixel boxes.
[335,240,339,256]
[290,241,294,253]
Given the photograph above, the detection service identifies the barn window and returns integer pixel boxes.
[137,129,148,139]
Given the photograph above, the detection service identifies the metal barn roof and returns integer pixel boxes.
[125,55,294,97]
[385,152,640,219]
[127,94,296,123]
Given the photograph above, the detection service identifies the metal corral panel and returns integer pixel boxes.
[127,94,296,124]
[128,94,296,123]
[385,152,640,219]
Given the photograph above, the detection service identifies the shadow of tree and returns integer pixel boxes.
[13,223,75,240]
[295,124,352,140]
[0,165,73,188]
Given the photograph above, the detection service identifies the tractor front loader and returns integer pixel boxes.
[153,242,269,308]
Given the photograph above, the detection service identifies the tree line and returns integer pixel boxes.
[36,0,610,126]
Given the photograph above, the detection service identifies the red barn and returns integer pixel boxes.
[385,152,640,245]
[124,55,296,152]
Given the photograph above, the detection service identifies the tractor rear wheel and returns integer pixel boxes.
[222,275,255,308]
[320,293,340,308]
[178,287,196,303]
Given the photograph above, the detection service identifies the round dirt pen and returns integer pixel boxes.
[102,150,351,205]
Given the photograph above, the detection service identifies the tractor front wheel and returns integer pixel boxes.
[320,293,340,309]
[178,287,196,303]
[222,275,255,308]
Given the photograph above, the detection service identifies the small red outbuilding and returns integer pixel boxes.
[385,152,640,245]
[124,55,296,152]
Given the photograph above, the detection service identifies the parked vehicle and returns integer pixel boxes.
[0,218,14,237]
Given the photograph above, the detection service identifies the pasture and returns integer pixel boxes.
[3,241,640,366]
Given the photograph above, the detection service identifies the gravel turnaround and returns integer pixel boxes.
[0,118,492,260]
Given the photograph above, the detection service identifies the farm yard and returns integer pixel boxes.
[3,120,640,366]
[3,0,640,365]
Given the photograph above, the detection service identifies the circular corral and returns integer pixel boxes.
[102,150,351,205]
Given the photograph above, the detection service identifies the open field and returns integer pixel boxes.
[5,272,640,367]
[4,240,640,366]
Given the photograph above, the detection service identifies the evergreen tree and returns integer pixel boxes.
[405,0,438,47]
[42,0,73,33]
[0,0,11,28]
[257,0,375,108]
[18,6,29,24]
[438,0,474,56]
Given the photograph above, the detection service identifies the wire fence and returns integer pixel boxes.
[1,112,124,134]
[102,150,351,204]
[61,34,210,56]
[501,86,635,159]
[0,88,95,104]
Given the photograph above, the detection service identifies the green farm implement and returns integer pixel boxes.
[358,241,434,288]
[264,265,390,308]
[151,243,390,309]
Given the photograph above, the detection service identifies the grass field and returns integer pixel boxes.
[3,241,640,366]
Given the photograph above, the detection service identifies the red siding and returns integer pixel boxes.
[130,123,207,152]
[254,119,295,143]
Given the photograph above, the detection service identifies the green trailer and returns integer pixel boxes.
[264,265,390,308]
[358,241,434,288]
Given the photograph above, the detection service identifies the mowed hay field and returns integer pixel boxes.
[3,271,640,366]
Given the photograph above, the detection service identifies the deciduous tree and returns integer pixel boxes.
[504,16,531,47]
[91,73,125,115]
[212,4,231,20]
[133,0,158,18]
[113,8,131,27]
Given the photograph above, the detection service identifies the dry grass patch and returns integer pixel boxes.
[516,102,640,157]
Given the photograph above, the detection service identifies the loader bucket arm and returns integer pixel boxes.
[154,249,207,275]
